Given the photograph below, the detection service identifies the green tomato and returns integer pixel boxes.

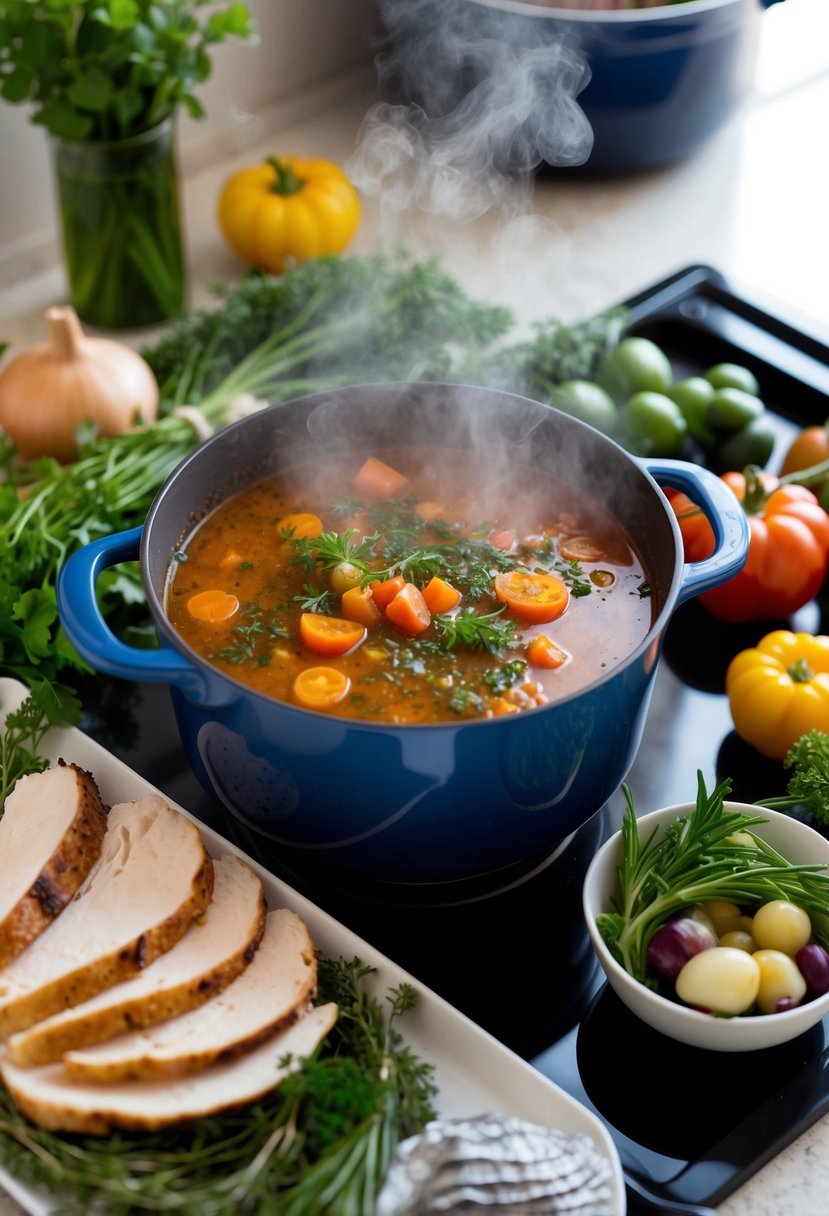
[620,391,688,457]
[596,337,673,402]
[708,387,765,433]
[550,380,617,435]
[667,376,716,445]
[710,414,776,472]
[705,362,761,396]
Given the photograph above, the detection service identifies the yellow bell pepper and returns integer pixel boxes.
[726,630,829,761]
[217,155,360,274]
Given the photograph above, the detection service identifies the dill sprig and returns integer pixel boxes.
[0,957,437,1215]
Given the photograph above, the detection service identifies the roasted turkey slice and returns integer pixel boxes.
[0,795,213,1038]
[0,1003,337,1133]
[0,762,107,971]
[7,854,265,1067]
[63,907,317,1082]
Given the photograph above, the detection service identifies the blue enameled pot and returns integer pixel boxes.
[443,0,784,172]
[57,383,748,886]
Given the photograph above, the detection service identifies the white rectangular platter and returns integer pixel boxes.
[0,677,625,1215]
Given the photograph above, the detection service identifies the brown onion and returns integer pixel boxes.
[0,306,159,462]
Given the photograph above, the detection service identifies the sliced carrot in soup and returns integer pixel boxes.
[187,590,240,623]
[385,583,432,635]
[494,571,569,624]
[527,634,569,669]
[300,613,367,656]
[294,666,350,710]
[369,575,406,610]
[421,576,462,614]
[277,512,324,540]
[341,585,382,627]
[354,457,408,498]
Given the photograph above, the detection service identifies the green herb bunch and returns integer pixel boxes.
[0,956,437,1214]
[0,682,81,816]
[598,773,829,982]
[0,0,257,142]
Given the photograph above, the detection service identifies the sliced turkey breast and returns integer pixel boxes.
[0,1002,337,1133]
[0,795,213,1039]
[7,854,266,1067]
[0,762,108,971]
[63,907,317,1083]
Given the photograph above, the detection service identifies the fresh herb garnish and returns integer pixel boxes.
[599,773,829,981]
[214,607,290,666]
[758,730,829,825]
[0,683,81,816]
[0,956,437,1214]
[433,608,517,654]
[294,585,336,615]
[484,659,528,694]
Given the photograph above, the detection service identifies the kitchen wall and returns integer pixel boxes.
[0,0,380,278]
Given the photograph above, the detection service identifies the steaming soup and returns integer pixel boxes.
[165,448,654,723]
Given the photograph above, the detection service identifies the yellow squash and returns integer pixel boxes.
[726,630,829,760]
[217,155,360,273]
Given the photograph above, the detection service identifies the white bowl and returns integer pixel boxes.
[583,802,829,1052]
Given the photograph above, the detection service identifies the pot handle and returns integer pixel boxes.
[57,526,212,700]
[642,459,749,607]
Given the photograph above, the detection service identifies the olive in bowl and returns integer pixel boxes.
[583,791,829,1052]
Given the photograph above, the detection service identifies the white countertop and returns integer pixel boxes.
[1,1,828,1213]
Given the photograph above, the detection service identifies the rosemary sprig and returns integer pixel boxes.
[598,773,829,981]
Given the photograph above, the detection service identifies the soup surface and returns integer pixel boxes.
[165,448,654,724]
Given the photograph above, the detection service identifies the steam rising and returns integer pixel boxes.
[349,0,594,225]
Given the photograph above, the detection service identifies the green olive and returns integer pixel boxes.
[595,337,673,403]
[550,380,617,435]
[708,387,766,433]
[619,391,688,457]
[705,362,761,396]
[667,376,716,446]
[711,415,776,472]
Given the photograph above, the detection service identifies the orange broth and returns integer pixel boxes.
[165,448,654,724]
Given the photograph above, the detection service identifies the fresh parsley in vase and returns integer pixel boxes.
[0,0,258,329]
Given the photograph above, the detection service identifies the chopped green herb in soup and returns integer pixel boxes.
[165,448,654,723]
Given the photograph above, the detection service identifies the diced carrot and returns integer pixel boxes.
[293,666,350,710]
[488,697,520,717]
[527,634,569,669]
[369,575,406,610]
[385,583,432,635]
[421,576,462,614]
[276,512,324,540]
[341,585,382,627]
[299,613,367,657]
[186,590,239,623]
[489,528,516,551]
[353,457,408,499]
[494,571,569,624]
[415,501,445,522]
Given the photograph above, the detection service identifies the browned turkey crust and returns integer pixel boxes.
[0,1003,338,1133]
[0,795,214,1038]
[6,854,266,1067]
[63,907,317,1082]
[0,762,108,971]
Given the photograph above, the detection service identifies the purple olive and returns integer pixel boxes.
[795,943,829,995]
[647,916,717,981]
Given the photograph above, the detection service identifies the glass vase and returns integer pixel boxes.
[52,119,186,331]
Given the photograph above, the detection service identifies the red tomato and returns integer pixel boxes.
[670,472,829,624]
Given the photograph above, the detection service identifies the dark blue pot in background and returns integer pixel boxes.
[383,0,785,174]
[57,384,748,888]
